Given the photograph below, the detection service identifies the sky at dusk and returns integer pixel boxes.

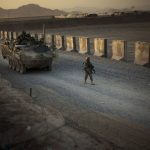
[0,0,150,9]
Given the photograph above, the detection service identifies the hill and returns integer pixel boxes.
[0,4,67,18]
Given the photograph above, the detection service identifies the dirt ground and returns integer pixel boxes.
[0,75,117,150]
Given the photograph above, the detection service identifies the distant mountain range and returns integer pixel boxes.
[0,4,150,19]
[0,4,67,18]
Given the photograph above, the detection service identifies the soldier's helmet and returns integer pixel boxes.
[86,56,90,61]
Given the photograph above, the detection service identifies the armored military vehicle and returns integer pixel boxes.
[0,32,53,73]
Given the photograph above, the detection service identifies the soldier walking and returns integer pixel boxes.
[83,57,95,85]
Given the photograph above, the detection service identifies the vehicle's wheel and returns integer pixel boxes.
[9,59,12,69]
[16,61,20,72]
[47,59,52,71]
[2,52,6,59]
[20,63,26,74]
[46,65,52,71]
[12,60,16,70]
[2,55,6,59]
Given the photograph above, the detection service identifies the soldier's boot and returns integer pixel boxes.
[91,81,95,85]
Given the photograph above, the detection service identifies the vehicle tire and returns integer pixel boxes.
[20,63,26,74]
[9,59,12,69]
[46,65,52,71]
[2,55,6,59]
[16,61,20,72]
[2,51,6,59]
[47,59,52,71]
[12,60,16,70]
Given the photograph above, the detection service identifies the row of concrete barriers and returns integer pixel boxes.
[0,30,150,66]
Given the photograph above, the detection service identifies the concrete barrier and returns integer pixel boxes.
[1,30,150,67]
[134,42,150,66]
[13,32,18,40]
[8,32,12,40]
[18,32,22,37]
[66,36,74,51]
[55,34,63,49]
[112,40,126,61]
[0,31,4,39]
[38,33,43,41]
[94,38,107,57]
[30,33,35,38]
[79,37,90,54]
[45,34,52,47]
[4,31,8,40]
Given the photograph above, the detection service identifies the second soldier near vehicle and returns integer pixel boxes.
[83,57,95,85]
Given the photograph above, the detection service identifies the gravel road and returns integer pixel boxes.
[0,49,150,150]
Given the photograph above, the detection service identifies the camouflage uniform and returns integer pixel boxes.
[83,57,95,84]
